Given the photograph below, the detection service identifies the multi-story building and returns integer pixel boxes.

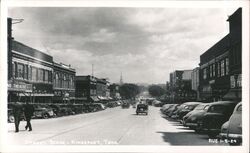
[199,8,241,102]
[8,40,54,103]
[53,62,76,103]
[191,67,200,100]
[224,8,242,101]
[96,78,109,101]
[169,70,196,103]
[75,75,99,103]
[109,83,121,100]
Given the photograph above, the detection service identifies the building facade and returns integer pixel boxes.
[75,75,99,103]
[224,8,242,101]
[169,70,196,103]
[109,84,121,100]
[53,62,76,104]
[199,8,242,102]
[8,40,54,103]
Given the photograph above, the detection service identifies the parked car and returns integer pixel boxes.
[121,102,130,109]
[92,103,106,111]
[106,101,118,108]
[160,104,173,113]
[185,101,237,137]
[7,103,25,123]
[184,102,213,130]
[136,103,148,115]
[201,101,238,138]
[220,102,242,145]
[33,104,55,119]
[153,100,163,107]
[182,103,208,125]
[164,104,180,117]
[59,106,75,115]
[171,102,202,120]
[68,104,84,114]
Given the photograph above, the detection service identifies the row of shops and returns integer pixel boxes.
[166,8,242,103]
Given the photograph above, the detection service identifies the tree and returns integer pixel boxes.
[119,83,140,99]
[148,85,165,97]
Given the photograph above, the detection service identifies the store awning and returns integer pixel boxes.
[223,89,242,100]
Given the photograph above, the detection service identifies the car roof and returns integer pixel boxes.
[183,102,202,105]
[209,101,237,106]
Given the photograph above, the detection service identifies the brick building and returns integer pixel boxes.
[8,40,54,103]
[199,8,242,102]
[53,62,76,104]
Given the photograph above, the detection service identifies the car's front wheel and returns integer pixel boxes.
[8,115,15,123]
[42,113,49,119]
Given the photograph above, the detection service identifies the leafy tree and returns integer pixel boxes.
[119,83,140,99]
[148,85,165,97]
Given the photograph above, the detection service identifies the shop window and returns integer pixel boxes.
[209,65,212,78]
[31,67,37,81]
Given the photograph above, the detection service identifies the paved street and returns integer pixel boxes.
[7,106,227,145]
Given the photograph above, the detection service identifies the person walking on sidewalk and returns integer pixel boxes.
[13,102,23,132]
[24,101,34,131]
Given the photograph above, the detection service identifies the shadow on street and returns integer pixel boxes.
[156,131,218,145]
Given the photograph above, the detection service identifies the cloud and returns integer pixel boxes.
[8,7,238,83]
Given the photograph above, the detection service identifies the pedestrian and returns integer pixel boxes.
[13,102,23,132]
[24,101,34,131]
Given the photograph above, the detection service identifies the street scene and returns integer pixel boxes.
[7,103,228,146]
[6,6,242,146]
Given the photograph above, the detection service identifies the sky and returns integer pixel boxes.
[8,7,237,84]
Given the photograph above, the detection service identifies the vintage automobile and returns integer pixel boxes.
[164,104,180,117]
[7,103,26,123]
[121,102,130,109]
[182,103,208,125]
[92,103,106,111]
[184,102,213,130]
[185,101,237,137]
[33,104,55,119]
[136,103,148,115]
[171,102,202,120]
[160,104,173,113]
[201,101,238,138]
[220,102,242,145]
[153,100,163,107]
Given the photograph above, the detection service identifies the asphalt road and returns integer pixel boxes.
[7,106,227,145]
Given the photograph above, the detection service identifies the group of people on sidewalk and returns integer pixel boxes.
[13,101,34,132]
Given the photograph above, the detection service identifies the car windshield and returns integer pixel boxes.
[187,105,197,110]
[203,105,210,111]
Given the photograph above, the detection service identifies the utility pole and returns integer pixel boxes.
[7,18,24,80]
[92,64,94,77]
[7,18,13,80]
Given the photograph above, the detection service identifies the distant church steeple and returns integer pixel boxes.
[120,72,123,85]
